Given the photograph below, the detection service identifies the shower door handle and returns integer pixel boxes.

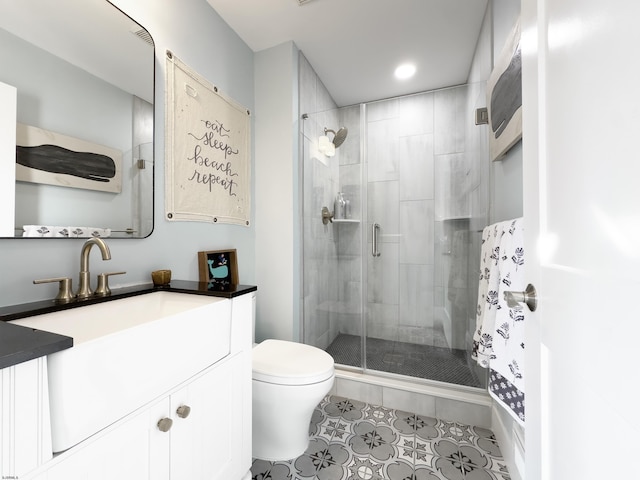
[372,223,381,257]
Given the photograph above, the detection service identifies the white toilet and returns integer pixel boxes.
[252,339,335,461]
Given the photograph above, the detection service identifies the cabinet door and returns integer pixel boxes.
[45,398,170,480]
[1,357,52,479]
[170,353,246,480]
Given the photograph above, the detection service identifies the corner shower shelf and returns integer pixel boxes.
[333,219,360,224]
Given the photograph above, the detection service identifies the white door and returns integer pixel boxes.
[522,1,640,478]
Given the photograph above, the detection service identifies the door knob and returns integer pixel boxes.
[504,284,538,312]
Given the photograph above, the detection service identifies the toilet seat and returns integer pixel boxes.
[252,339,334,386]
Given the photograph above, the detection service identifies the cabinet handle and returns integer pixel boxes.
[176,405,191,419]
[157,417,173,432]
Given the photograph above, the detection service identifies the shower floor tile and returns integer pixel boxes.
[250,395,510,480]
[325,334,482,388]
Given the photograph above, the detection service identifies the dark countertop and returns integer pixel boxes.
[0,280,257,370]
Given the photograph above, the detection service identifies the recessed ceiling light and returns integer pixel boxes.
[394,63,416,80]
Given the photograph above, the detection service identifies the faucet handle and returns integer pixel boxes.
[95,271,126,297]
[33,277,75,304]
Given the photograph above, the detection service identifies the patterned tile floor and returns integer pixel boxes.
[251,395,510,480]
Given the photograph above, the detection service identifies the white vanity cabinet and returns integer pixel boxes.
[16,290,254,480]
[0,357,52,479]
[165,352,246,479]
[38,353,246,480]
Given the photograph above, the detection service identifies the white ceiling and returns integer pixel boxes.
[205,0,489,107]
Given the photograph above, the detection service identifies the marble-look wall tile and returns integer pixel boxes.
[300,91,341,350]
[339,105,361,167]
[367,119,399,182]
[399,264,434,328]
[366,302,399,341]
[399,134,434,201]
[434,86,467,155]
[337,222,361,257]
[448,287,470,350]
[367,180,399,242]
[399,93,434,136]
[367,242,398,305]
[399,200,434,264]
[433,219,446,270]
[367,98,399,122]
[434,286,445,308]
[338,250,361,301]
[434,153,471,220]
[337,312,362,336]
[339,163,362,221]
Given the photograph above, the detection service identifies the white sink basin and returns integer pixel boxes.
[11,291,231,452]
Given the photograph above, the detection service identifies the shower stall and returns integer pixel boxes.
[301,80,490,390]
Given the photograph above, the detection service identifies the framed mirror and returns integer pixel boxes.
[0,0,155,238]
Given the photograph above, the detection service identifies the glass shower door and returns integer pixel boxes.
[301,108,362,367]
[364,95,443,379]
[363,86,487,388]
[303,84,488,389]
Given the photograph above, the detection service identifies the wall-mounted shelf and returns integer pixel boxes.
[333,219,360,224]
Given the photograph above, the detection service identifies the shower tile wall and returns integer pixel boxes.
[341,86,488,352]
[300,53,343,350]
[334,105,363,341]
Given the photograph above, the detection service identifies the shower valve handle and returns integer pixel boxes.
[321,206,333,225]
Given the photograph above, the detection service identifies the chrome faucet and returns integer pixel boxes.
[76,238,111,299]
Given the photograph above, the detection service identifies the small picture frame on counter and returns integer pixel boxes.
[198,249,239,286]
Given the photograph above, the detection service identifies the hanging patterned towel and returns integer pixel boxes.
[489,218,525,426]
[472,220,509,367]
[472,218,526,426]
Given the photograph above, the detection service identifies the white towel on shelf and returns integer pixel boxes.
[472,218,526,426]
[23,226,111,238]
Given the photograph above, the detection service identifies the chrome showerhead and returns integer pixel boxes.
[324,127,348,148]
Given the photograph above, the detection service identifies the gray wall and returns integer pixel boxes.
[0,0,256,307]
[254,42,300,342]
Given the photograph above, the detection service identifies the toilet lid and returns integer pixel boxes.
[252,339,334,385]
